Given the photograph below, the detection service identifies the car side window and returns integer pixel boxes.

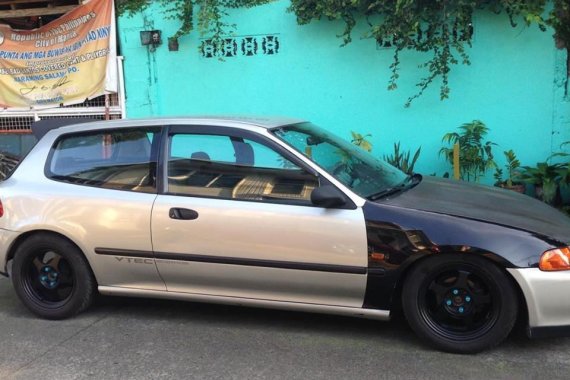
[48,128,160,193]
[168,133,319,203]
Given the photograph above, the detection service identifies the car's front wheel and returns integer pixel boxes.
[402,254,518,354]
[11,233,95,320]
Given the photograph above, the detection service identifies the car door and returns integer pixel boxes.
[151,125,368,307]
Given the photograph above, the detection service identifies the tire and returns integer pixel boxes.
[402,254,518,354]
[11,233,96,320]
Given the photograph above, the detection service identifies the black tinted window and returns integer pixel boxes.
[48,128,160,193]
[0,134,37,180]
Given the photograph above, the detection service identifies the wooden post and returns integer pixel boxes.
[105,94,110,120]
[453,143,460,180]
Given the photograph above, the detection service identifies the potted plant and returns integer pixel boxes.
[439,120,496,182]
[494,150,525,193]
[518,162,563,205]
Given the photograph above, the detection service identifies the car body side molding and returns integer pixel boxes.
[95,248,367,275]
[95,248,155,259]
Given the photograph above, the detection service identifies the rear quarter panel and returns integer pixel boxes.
[0,131,163,289]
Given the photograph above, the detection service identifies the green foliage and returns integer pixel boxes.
[493,149,523,187]
[117,0,192,38]
[556,163,570,188]
[503,149,522,187]
[348,133,421,175]
[546,140,570,192]
[116,1,568,105]
[383,142,421,175]
[493,167,504,186]
[338,131,372,165]
[519,162,563,204]
[288,0,569,106]
[517,139,570,205]
[116,0,273,47]
[549,0,570,49]
[440,120,496,182]
[350,131,373,152]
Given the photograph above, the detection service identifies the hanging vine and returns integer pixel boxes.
[116,0,570,106]
[289,0,569,106]
[116,0,272,51]
[550,0,570,49]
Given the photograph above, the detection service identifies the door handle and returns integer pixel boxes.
[169,208,199,220]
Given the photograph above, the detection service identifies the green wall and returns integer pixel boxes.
[117,1,570,180]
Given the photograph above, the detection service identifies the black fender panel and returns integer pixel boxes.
[362,201,558,310]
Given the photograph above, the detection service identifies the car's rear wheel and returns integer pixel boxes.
[11,234,95,320]
[402,254,518,354]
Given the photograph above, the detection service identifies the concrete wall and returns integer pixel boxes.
[117,1,570,181]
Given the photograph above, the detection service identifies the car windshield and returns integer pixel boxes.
[272,122,409,198]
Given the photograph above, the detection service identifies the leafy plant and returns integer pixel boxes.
[503,149,522,187]
[347,133,422,176]
[543,141,570,190]
[350,131,373,152]
[493,167,504,186]
[556,163,570,189]
[439,120,496,182]
[383,142,421,175]
[335,131,372,165]
[518,162,563,204]
[494,150,524,192]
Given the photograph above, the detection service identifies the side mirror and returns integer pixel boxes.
[311,185,347,208]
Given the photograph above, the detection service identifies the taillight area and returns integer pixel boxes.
[0,199,3,218]
[539,247,570,271]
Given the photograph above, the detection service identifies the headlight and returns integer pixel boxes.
[539,247,570,271]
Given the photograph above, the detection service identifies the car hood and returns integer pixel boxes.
[377,176,570,245]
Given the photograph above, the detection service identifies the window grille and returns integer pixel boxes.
[201,34,280,59]
[0,117,35,133]
[376,22,474,49]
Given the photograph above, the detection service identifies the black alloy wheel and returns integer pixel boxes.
[23,250,75,306]
[402,254,518,354]
[12,234,95,320]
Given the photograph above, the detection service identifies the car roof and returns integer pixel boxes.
[33,116,307,139]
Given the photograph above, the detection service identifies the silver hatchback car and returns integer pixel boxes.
[1,117,570,354]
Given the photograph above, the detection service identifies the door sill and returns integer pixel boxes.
[98,286,391,320]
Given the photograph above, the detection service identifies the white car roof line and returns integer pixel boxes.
[47,116,307,136]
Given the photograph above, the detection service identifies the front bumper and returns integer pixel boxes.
[508,268,570,338]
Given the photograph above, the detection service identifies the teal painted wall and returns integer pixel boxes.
[117,1,569,181]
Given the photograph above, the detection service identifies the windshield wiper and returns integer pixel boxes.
[407,173,422,185]
[367,173,422,201]
[368,184,407,200]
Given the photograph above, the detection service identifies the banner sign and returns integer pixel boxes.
[0,0,117,109]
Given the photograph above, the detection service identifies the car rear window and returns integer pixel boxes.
[47,128,160,193]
